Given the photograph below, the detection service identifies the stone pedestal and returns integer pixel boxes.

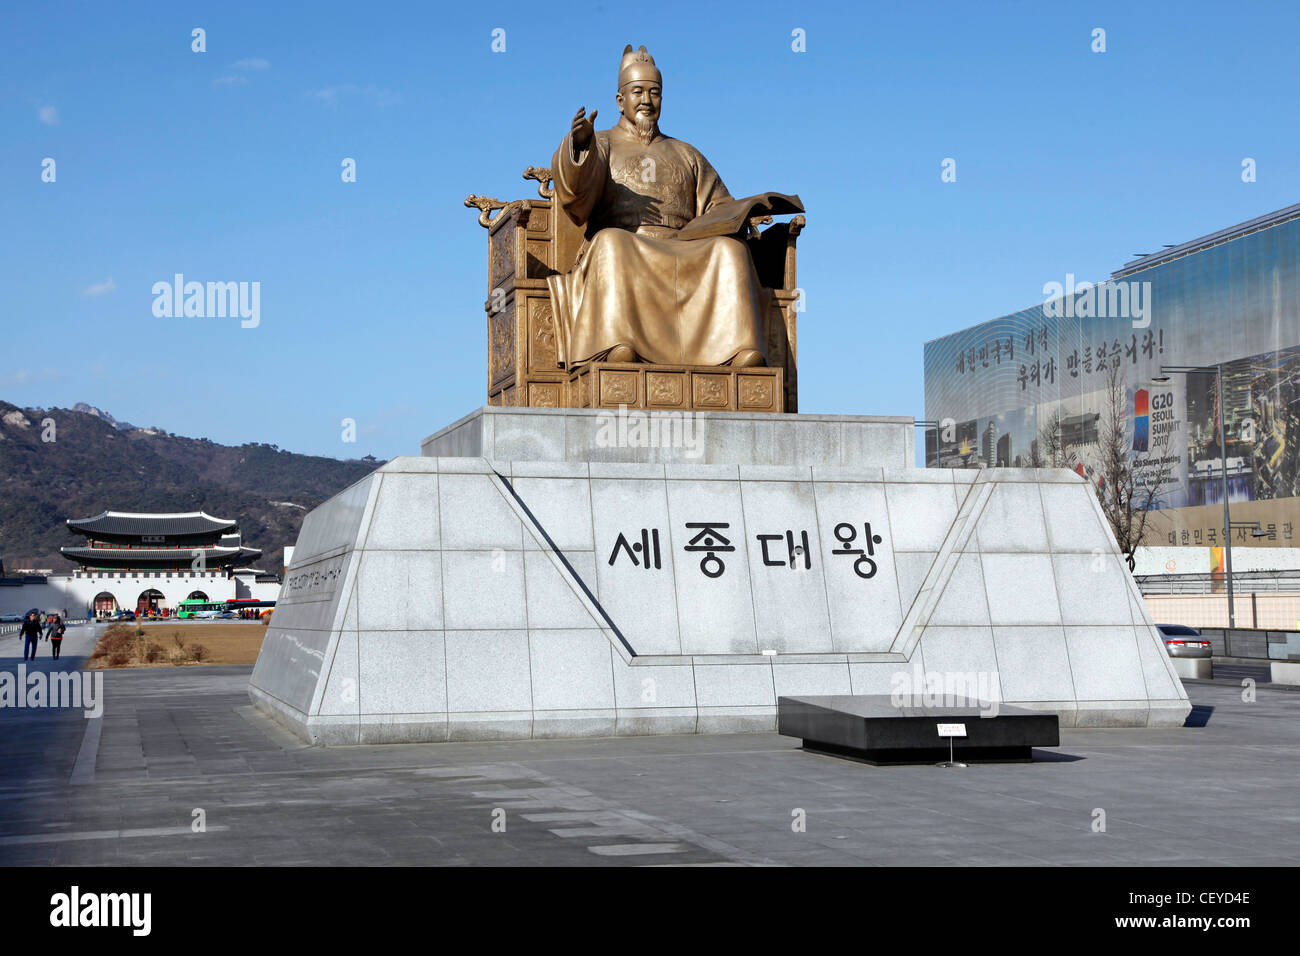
[422,407,915,467]
[249,407,1191,744]
[1270,661,1300,685]
[1171,658,1212,680]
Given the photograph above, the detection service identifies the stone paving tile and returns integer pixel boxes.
[1,623,1299,865]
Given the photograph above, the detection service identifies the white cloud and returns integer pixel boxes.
[81,278,116,297]
[308,84,398,107]
[214,58,269,88]
[38,105,58,125]
[0,368,61,387]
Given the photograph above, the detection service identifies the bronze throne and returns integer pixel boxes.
[466,167,804,413]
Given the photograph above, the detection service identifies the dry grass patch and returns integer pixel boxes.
[88,621,268,668]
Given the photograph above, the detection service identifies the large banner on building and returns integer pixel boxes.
[924,217,1300,549]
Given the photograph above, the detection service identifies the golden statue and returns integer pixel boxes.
[548,45,803,369]
[465,45,805,413]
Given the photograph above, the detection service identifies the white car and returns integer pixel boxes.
[1157,624,1212,659]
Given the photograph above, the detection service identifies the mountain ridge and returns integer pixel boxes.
[0,400,382,574]
[72,402,136,431]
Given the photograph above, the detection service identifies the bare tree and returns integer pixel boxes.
[1034,406,1072,469]
[1089,365,1177,571]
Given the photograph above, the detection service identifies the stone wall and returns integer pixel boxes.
[0,571,279,617]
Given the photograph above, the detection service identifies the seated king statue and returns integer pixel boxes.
[547,45,802,370]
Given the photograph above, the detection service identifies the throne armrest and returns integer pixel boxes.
[464,194,532,229]
[746,214,806,291]
[522,166,555,198]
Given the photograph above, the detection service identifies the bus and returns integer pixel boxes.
[176,599,276,620]
[177,599,226,619]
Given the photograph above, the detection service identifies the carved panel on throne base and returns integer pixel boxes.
[568,362,784,413]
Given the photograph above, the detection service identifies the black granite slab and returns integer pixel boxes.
[778,695,1060,765]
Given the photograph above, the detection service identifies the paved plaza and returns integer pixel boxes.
[1,623,1297,866]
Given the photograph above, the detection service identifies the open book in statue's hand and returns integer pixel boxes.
[676,192,805,240]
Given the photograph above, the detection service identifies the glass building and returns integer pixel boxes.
[924,202,1300,551]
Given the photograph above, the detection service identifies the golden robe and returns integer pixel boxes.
[547,120,768,367]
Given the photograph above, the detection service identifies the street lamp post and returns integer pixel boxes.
[1215,362,1235,628]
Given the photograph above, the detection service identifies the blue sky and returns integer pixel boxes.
[3,0,1298,460]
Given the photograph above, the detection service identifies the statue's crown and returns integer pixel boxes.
[618,44,661,87]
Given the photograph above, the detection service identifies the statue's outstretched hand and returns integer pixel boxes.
[571,107,597,152]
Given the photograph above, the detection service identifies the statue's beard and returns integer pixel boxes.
[632,113,659,145]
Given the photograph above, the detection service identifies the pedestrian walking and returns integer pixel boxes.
[20,610,41,661]
[46,614,66,660]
